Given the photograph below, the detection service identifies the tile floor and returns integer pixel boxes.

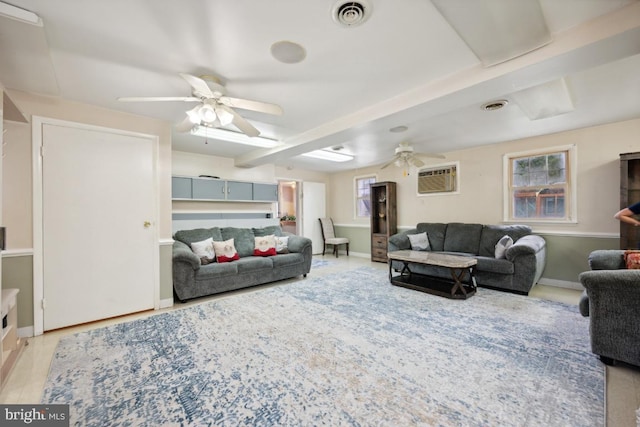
[1,255,638,426]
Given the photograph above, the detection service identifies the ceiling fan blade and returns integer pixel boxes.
[117,96,200,102]
[219,96,283,116]
[410,157,425,168]
[380,157,398,169]
[417,152,446,159]
[217,104,260,137]
[175,116,196,133]
[179,73,214,98]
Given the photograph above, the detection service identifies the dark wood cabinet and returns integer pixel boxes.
[370,181,397,262]
[620,152,640,249]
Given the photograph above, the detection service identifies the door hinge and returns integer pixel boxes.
[40,145,44,157]
[41,298,46,309]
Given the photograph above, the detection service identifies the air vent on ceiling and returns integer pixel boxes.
[332,1,372,27]
[418,165,457,194]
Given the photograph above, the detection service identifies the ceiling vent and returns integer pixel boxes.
[332,1,372,27]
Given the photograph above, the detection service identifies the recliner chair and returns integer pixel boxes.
[579,249,640,366]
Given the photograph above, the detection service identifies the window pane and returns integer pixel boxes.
[355,176,375,217]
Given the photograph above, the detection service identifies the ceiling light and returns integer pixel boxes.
[214,105,234,126]
[301,149,354,162]
[431,0,551,66]
[511,78,575,120]
[191,126,281,148]
[0,1,42,26]
[199,104,216,123]
[186,105,201,124]
[270,41,307,64]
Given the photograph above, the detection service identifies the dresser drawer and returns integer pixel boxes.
[371,247,387,260]
[372,235,387,248]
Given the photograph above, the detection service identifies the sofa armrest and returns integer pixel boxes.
[286,235,312,254]
[505,235,545,259]
[173,240,200,270]
[388,229,417,251]
[588,249,625,270]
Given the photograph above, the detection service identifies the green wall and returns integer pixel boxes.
[334,226,371,254]
[2,255,33,329]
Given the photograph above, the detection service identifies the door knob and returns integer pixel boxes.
[144,221,151,228]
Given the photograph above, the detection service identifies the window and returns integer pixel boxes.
[355,175,376,218]
[503,145,576,223]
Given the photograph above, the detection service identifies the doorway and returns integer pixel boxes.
[33,118,159,334]
[278,180,298,234]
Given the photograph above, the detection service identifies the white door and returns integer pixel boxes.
[40,122,157,331]
[301,181,326,255]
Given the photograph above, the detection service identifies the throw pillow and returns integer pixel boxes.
[212,238,240,263]
[407,232,430,251]
[274,236,290,254]
[624,250,640,269]
[190,237,216,264]
[254,234,277,257]
[494,235,514,259]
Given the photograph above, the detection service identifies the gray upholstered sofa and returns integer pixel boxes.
[388,223,546,294]
[579,250,640,366]
[172,225,312,302]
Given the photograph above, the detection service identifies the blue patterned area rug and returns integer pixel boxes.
[310,257,333,269]
[42,267,603,426]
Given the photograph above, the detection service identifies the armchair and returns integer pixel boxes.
[578,249,640,366]
[318,218,349,258]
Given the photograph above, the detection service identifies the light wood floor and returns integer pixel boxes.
[1,255,638,426]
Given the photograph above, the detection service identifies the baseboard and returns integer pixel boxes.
[537,278,583,291]
[159,298,174,309]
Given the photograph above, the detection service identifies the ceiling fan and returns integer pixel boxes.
[118,73,283,137]
[380,141,445,169]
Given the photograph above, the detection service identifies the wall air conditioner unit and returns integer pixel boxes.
[418,164,457,194]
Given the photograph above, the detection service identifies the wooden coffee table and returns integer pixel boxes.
[387,250,477,299]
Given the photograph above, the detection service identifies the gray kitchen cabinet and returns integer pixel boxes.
[226,180,253,201]
[192,178,226,200]
[253,183,278,201]
[171,176,192,199]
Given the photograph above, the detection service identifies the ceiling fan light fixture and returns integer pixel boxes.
[186,105,201,124]
[199,104,216,123]
[214,105,234,126]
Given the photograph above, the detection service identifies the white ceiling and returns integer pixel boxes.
[1,0,639,173]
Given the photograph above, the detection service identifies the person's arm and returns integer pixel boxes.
[614,207,640,226]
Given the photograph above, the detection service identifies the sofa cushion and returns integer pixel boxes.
[408,232,430,251]
[494,235,514,259]
[195,261,238,280]
[443,223,483,254]
[478,224,531,258]
[213,238,240,263]
[174,227,222,245]
[275,236,290,254]
[190,237,216,264]
[475,256,515,275]
[624,250,640,269]
[254,235,277,257]
[221,227,255,257]
[236,256,273,273]
[252,225,283,237]
[416,223,447,251]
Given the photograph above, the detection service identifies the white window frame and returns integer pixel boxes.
[502,144,577,224]
[354,174,376,219]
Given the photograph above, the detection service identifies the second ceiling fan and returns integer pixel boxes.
[381,141,445,169]
[118,73,283,137]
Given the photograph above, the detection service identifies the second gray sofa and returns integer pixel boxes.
[388,222,546,294]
